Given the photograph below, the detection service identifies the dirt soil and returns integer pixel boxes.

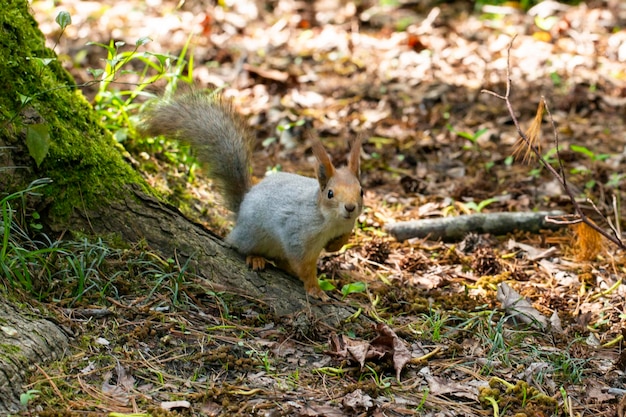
[26,0,626,416]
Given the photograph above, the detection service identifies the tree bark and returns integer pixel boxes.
[0,300,69,414]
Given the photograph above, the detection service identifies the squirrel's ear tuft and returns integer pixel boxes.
[348,136,362,178]
[311,136,335,190]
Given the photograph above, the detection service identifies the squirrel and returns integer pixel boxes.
[140,91,363,300]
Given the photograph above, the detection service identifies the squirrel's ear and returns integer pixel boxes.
[311,136,335,190]
[348,136,362,178]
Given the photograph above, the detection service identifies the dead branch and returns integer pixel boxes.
[481,36,625,250]
[385,211,564,242]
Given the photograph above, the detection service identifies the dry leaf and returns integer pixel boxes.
[496,282,548,329]
[347,341,371,368]
[327,324,412,381]
[549,311,564,334]
[513,99,544,164]
[299,404,345,417]
[101,361,135,406]
[420,367,479,401]
[342,389,374,411]
[586,382,616,403]
[199,400,223,416]
[370,323,412,381]
[507,238,558,261]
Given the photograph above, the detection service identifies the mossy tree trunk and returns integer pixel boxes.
[0,1,362,413]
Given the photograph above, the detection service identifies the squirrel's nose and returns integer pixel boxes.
[345,203,356,213]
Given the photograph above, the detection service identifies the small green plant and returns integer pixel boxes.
[408,309,449,342]
[318,275,336,292]
[415,388,429,411]
[560,386,570,415]
[606,172,625,189]
[548,351,587,384]
[549,71,562,87]
[362,364,393,390]
[276,119,306,132]
[0,178,63,293]
[447,124,488,150]
[53,11,71,49]
[567,145,613,193]
[423,309,448,342]
[245,346,274,373]
[341,281,367,298]
[468,310,514,373]
[1,178,199,304]
[20,389,40,406]
[527,146,562,178]
[137,254,195,307]
[462,197,498,213]
[61,238,113,303]
[88,35,193,144]
[265,118,307,148]
[570,144,610,163]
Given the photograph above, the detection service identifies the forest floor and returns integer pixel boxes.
[24,0,626,416]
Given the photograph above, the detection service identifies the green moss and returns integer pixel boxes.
[0,343,21,355]
[0,0,149,219]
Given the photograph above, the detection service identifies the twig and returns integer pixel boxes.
[34,363,67,407]
[481,37,624,249]
[410,346,441,364]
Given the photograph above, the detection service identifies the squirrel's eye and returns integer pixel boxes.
[360,188,364,198]
[327,189,334,199]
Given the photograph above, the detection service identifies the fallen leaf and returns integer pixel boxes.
[507,239,558,261]
[299,404,345,417]
[327,324,412,381]
[420,367,479,401]
[346,340,371,368]
[496,282,548,329]
[586,382,616,403]
[549,311,564,333]
[370,323,412,381]
[101,361,135,406]
[342,389,374,410]
[199,400,223,416]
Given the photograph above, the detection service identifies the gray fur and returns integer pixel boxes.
[140,93,252,213]
[227,172,356,262]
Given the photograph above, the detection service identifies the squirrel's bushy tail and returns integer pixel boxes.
[140,92,253,213]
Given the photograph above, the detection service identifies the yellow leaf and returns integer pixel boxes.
[513,99,544,164]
